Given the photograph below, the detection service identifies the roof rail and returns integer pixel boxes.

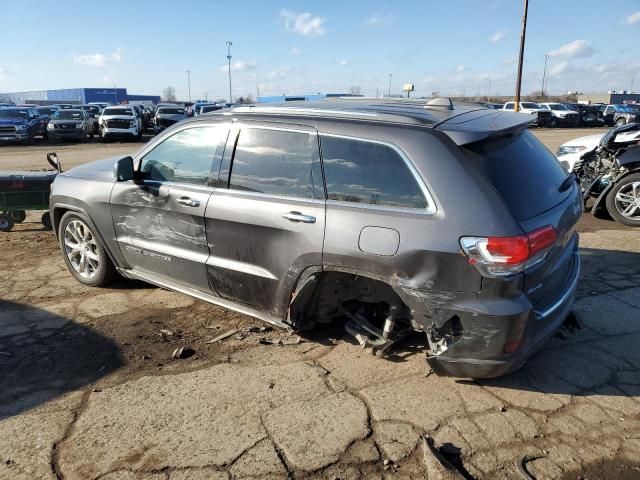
[230,105,379,117]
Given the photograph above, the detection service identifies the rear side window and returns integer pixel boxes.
[463,130,570,221]
[320,136,427,209]
[229,128,322,199]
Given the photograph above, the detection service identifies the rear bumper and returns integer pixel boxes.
[425,252,580,378]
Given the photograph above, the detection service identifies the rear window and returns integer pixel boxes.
[463,130,570,221]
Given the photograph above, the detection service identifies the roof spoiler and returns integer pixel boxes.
[435,109,534,146]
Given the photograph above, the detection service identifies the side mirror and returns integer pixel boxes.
[115,156,135,182]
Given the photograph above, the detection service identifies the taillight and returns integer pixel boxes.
[460,226,558,278]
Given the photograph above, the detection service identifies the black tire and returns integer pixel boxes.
[550,118,558,128]
[10,210,27,223]
[41,211,52,230]
[605,173,640,227]
[58,211,119,287]
[0,214,14,232]
[616,117,626,126]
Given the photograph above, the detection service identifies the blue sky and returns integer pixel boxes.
[1,0,639,100]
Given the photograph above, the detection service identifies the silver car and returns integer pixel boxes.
[50,99,582,378]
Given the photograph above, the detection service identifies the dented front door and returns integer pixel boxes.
[110,181,213,291]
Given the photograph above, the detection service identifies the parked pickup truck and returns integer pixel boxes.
[502,101,552,127]
[0,107,47,144]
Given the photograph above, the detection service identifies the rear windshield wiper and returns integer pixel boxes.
[559,174,576,192]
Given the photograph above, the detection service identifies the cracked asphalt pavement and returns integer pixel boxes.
[1,130,640,479]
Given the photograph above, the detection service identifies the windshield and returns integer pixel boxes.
[201,105,223,113]
[521,102,539,109]
[618,105,640,113]
[37,107,58,115]
[103,108,133,116]
[0,109,29,119]
[547,103,568,110]
[54,110,84,120]
[158,108,184,115]
[78,106,100,114]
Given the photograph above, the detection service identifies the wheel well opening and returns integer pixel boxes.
[289,271,412,333]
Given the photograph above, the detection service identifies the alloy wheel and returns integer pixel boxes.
[614,181,640,219]
[64,219,100,279]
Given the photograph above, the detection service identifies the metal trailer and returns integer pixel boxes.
[0,153,62,232]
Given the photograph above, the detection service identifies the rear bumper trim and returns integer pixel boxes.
[533,252,580,319]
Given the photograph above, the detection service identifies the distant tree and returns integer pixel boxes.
[349,85,362,96]
[236,94,254,104]
[162,86,177,102]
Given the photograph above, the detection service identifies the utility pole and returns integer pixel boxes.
[388,74,392,97]
[541,54,549,100]
[256,84,260,101]
[514,0,529,112]
[488,79,492,102]
[186,70,191,102]
[631,73,635,93]
[226,41,233,103]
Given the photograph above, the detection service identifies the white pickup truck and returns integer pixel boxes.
[502,101,552,127]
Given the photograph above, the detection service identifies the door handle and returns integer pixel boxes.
[282,211,316,223]
[177,196,200,207]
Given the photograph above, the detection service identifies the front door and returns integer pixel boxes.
[205,123,326,317]
[110,124,228,292]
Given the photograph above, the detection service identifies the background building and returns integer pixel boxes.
[0,87,160,105]
[577,92,640,104]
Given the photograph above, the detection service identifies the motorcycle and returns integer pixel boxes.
[573,123,640,227]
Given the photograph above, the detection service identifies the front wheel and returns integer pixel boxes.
[0,214,14,232]
[10,210,27,223]
[606,173,640,227]
[549,119,558,128]
[58,212,119,286]
[616,118,627,127]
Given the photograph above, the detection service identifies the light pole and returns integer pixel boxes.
[514,0,529,112]
[226,41,233,103]
[186,70,191,102]
[541,54,549,101]
[388,74,392,97]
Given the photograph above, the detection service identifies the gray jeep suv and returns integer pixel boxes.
[50,99,582,378]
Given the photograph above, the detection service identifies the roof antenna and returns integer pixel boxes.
[426,98,454,110]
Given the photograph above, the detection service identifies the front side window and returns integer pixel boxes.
[139,126,228,185]
[504,103,514,110]
[320,136,428,209]
[229,128,322,199]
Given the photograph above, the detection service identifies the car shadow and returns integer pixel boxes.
[0,299,123,420]
[470,247,640,396]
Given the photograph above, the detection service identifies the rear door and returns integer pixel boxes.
[204,123,325,317]
[462,130,582,311]
[110,124,228,292]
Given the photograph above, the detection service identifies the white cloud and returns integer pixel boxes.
[456,65,466,72]
[339,59,349,66]
[503,56,517,65]
[111,47,124,62]
[365,11,394,26]
[220,60,257,73]
[625,11,640,24]
[265,66,306,79]
[0,66,13,80]
[291,47,302,55]
[549,60,570,77]
[72,47,124,67]
[548,39,594,59]
[488,30,505,43]
[280,9,326,37]
[73,53,108,67]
